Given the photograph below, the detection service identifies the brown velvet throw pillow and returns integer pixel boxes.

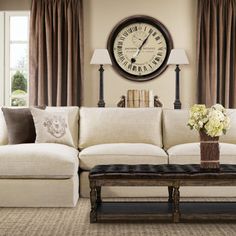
[1,108,36,144]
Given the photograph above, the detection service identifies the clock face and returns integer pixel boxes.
[107,16,173,81]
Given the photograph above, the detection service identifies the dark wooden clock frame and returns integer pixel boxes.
[107,15,173,82]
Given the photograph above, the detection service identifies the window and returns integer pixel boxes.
[0,11,30,107]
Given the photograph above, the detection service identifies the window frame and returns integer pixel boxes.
[0,12,4,106]
[1,11,30,107]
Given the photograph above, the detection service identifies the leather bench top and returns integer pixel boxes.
[89,164,236,179]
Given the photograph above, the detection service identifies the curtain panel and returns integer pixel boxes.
[197,0,236,108]
[29,0,84,106]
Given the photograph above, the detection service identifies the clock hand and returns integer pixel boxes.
[131,33,151,63]
[131,49,140,63]
[131,49,140,61]
[139,33,151,50]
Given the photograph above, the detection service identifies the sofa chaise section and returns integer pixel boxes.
[0,143,79,207]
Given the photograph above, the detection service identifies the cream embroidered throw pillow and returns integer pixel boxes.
[31,108,74,147]
[46,106,79,148]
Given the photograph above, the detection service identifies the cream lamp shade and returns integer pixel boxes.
[167,49,189,65]
[90,49,112,65]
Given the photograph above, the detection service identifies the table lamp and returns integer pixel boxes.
[90,49,112,107]
[167,49,189,109]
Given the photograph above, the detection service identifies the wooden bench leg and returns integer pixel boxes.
[173,185,180,223]
[90,180,97,223]
[96,186,102,204]
[168,186,173,203]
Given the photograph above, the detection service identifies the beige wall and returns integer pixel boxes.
[83,0,197,108]
[0,0,197,108]
[0,0,31,10]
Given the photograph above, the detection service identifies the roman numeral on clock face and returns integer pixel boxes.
[152,32,157,37]
[117,51,123,57]
[119,56,125,62]
[123,32,128,37]
[123,61,128,66]
[149,29,153,34]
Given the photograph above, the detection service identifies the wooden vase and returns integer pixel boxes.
[199,130,220,169]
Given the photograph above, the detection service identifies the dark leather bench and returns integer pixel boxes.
[89,164,236,223]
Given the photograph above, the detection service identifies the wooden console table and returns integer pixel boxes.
[89,164,236,223]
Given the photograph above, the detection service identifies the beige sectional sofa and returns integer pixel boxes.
[0,107,236,207]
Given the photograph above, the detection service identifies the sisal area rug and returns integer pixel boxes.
[0,198,235,236]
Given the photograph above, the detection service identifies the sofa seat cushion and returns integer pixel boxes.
[0,143,78,178]
[79,143,168,170]
[168,143,236,164]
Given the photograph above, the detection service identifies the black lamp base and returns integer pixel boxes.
[174,65,181,110]
[98,65,105,108]
[98,100,105,107]
[174,100,181,109]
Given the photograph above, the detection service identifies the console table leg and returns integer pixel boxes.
[173,186,180,223]
[168,186,173,203]
[96,186,102,204]
[90,181,97,223]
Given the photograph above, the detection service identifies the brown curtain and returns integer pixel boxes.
[197,0,236,108]
[29,0,84,106]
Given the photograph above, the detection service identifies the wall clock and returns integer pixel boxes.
[107,15,173,82]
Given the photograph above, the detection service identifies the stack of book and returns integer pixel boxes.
[127,90,154,108]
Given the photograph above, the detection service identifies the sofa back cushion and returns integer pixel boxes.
[0,109,8,145]
[79,107,162,149]
[163,108,236,149]
[220,109,236,144]
[163,109,199,149]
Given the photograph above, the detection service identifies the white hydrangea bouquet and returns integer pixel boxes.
[188,104,230,137]
[187,104,230,169]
